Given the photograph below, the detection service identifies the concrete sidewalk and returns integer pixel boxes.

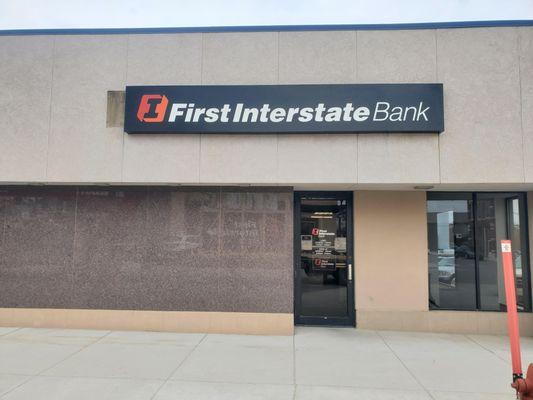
[0,326,529,399]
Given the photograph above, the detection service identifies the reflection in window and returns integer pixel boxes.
[476,194,529,311]
[299,198,348,317]
[509,198,525,309]
[427,193,531,312]
[427,197,476,310]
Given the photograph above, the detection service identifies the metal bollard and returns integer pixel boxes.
[501,240,533,400]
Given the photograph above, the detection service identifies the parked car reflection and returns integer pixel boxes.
[455,244,475,259]
[438,256,456,286]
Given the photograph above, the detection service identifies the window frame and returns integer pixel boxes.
[427,191,532,312]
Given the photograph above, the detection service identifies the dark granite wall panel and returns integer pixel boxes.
[0,187,293,313]
[0,188,77,308]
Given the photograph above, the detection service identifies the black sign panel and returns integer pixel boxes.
[124,84,444,134]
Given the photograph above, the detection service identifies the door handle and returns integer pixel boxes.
[348,263,353,281]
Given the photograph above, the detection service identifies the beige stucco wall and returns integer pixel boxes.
[354,191,429,312]
[0,308,294,335]
[0,27,532,187]
[356,309,533,336]
[354,190,533,336]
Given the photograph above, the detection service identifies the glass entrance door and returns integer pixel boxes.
[294,192,355,326]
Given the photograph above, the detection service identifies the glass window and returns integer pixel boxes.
[427,193,531,312]
[427,195,476,310]
[476,194,530,311]
[508,198,527,310]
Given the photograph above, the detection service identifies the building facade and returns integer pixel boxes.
[1,22,533,335]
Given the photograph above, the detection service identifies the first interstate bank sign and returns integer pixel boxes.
[124,84,444,134]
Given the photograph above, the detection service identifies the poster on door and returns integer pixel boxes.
[312,258,336,272]
[311,227,337,271]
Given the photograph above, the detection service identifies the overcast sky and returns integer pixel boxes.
[0,0,532,30]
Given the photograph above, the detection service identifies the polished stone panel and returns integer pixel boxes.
[138,188,222,311]
[0,190,7,259]
[137,188,293,313]
[0,188,77,308]
[72,188,149,310]
[0,187,293,313]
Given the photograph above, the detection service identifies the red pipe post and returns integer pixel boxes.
[501,239,523,381]
[501,240,533,400]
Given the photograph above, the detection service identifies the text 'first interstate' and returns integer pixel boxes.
[166,102,431,124]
